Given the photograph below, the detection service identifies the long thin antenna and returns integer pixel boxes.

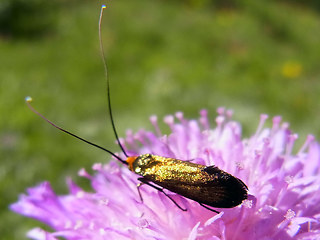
[25,97,128,165]
[99,5,129,158]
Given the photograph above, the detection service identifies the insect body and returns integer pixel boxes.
[26,5,248,214]
[127,154,248,210]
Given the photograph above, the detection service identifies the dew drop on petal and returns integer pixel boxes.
[285,209,296,220]
[243,199,253,209]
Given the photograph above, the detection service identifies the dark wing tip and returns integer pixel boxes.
[203,166,248,208]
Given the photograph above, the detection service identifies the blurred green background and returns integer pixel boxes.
[1,0,320,238]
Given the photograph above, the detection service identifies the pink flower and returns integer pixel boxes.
[11,109,320,239]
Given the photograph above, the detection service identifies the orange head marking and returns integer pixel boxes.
[126,156,138,171]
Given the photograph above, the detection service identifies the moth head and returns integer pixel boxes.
[127,154,153,174]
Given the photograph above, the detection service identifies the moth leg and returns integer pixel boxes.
[136,182,145,203]
[184,159,194,162]
[137,177,187,211]
[136,179,162,203]
[199,203,220,214]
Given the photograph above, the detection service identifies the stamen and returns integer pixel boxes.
[255,114,268,136]
[150,115,161,136]
[298,134,315,154]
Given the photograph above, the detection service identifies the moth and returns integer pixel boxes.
[26,5,248,213]
[127,154,248,212]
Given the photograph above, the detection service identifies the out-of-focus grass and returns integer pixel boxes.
[1,0,320,238]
